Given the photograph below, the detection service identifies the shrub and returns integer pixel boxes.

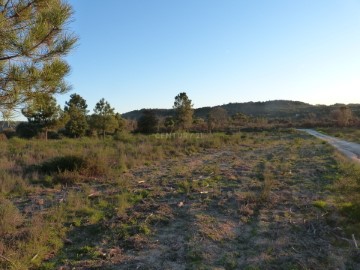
[0,133,7,141]
[39,155,85,174]
[0,197,23,236]
[16,122,39,138]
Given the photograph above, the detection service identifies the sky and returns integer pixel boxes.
[60,0,360,114]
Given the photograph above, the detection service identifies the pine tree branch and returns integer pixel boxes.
[1,0,12,14]
[7,0,37,20]
[0,28,57,61]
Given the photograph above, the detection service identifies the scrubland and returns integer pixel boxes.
[0,130,360,269]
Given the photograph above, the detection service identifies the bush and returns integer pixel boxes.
[39,155,85,174]
[0,197,23,236]
[2,128,16,139]
[16,122,39,138]
[0,133,7,141]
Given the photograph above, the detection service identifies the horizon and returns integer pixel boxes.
[11,98,360,122]
[58,0,360,115]
[5,0,360,120]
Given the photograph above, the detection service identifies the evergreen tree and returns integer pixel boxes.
[115,112,125,132]
[0,0,77,119]
[137,110,158,134]
[22,93,64,139]
[173,92,193,131]
[64,94,88,137]
[90,98,118,139]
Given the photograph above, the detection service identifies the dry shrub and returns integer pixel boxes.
[0,197,23,236]
[195,214,236,242]
[0,133,7,141]
[81,153,108,177]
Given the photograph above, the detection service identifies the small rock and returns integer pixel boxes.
[36,198,44,205]
[64,238,73,245]
[109,247,122,257]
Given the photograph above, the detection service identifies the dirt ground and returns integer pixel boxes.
[24,132,360,269]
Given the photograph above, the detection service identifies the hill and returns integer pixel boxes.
[122,100,360,120]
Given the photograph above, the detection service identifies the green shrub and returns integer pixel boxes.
[39,155,85,174]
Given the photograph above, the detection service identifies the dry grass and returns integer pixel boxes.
[0,130,360,269]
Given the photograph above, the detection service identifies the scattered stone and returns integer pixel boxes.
[64,238,73,245]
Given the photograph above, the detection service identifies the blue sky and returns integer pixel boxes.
[60,0,360,114]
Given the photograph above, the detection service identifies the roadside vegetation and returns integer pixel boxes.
[317,127,360,144]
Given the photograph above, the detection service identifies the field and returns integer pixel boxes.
[1,130,360,269]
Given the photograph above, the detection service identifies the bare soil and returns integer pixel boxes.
[16,132,360,269]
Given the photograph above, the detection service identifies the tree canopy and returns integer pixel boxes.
[173,92,193,131]
[137,109,158,134]
[0,0,77,119]
[90,98,118,138]
[207,107,228,132]
[64,93,88,137]
[21,93,64,139]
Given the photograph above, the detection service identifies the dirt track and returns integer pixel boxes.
[300,129,360,163]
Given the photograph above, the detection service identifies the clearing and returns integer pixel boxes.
[1,130,360,269]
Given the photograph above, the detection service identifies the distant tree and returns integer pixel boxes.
[115,113,126,133]
[192,117,207,132]
[173,92,193,131]
[125,119,137,132]
[164,116,175,132]
[64,94,88,137]
[137,110,158,134]
[231,113,249,127]
[207,107,228,132]
[0,0,77,118]
[90,98,118,139]
[331,106,353,127]
[21,94,65,140]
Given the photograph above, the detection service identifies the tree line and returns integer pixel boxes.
[2,90,355,140]
[12,92,195,139]
[1,1,358,140]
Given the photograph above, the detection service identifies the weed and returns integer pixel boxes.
[313,200,327,209]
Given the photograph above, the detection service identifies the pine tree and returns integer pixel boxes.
[0,0,77,119]
[90,98,118,139]
[22,93,64,139]
[137,110,158,134]
[64,94,89,138]
[173,92,193,131]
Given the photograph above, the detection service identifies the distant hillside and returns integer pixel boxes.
[122,100,360,120]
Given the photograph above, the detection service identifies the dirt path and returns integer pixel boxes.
[300,129,360,162]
